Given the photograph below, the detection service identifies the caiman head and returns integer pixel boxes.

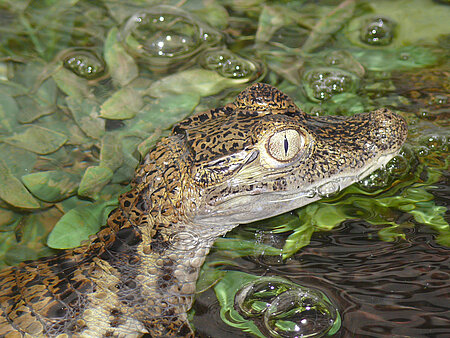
[172,83,407,227]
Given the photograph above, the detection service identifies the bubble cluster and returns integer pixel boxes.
[120,5,219,69]
[302,68,359,102]
[235,277,339,337]
[62,49,105,79]
[199,48,264,80]
[358,146,415,192]
[360,16,396,46]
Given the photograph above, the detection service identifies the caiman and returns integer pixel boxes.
[0,83,407,337]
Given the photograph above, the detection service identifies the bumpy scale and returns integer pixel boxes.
[0,83,407,337]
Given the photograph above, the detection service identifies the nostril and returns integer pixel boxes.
[370,108,408,150]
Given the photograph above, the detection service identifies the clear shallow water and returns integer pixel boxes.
[0,0,448,337]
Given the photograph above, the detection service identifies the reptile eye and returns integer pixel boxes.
[267,129,303,162]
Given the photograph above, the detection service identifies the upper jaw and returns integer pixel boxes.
[192,147,402,226]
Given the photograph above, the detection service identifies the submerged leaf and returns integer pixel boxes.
[148,69,248,98]
[0,92,20,134]
[52,67,92,99]
[66,96,104,139]
[78,166,114,199]
[0,158,40,209]
[104,27,138,87]
[47,199,116,249]
[302,0,355,53]
[0,143,37,179]
[22,170,79,202]
[4,125,67,155]
[100,87,143,120]
[100,133,124,172]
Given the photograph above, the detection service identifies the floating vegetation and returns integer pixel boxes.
[215,272,340,337]
[0,0,448,336]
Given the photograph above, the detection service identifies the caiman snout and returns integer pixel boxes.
[368,108,408,153]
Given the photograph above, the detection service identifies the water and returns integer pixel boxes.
[0,0,448,337]
[193,220,449,337]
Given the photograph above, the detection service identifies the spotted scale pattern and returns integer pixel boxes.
[0,83,407,337]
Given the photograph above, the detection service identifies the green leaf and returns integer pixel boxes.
[4,125,67,155]
[104,27,138,87]
[21,170,79,202]
[148,69,248,98]
[66,96,105,139]
[283,222,315,259]
[100,133,124,172]
[301,0,355,53]
[129,93,199,133]
[0,143,37,179]
[0,158,40,209]
[100,87,143,120]
[213,271,268,338]
[0,80,29,97]
[78,166,114,199]
[214,238,281,258]
[0,92,20,134]
[47,199,116,249]
[52,67,92,98]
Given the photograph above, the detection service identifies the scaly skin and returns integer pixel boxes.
[0,83,407,337]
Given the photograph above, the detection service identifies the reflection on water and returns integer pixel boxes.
[193,219,449,337]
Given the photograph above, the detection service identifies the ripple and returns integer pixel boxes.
[235,277,295,317]
[168,230,199,251]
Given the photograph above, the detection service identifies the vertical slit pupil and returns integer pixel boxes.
[284,135,289,155]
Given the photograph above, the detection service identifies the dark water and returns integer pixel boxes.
[193,216,450,337]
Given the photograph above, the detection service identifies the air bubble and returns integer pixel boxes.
[302,68,359,102]
[317,181,340,198]
[120,5,220,70]
[62,48,105,79]
[252,231,284,266]
[360,16,396,46]
[168,231,199,251]
[235,278,296,318]
[264,289,338,338]
[199,48,264,81]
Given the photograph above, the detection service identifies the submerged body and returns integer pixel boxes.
[0,84,407,337]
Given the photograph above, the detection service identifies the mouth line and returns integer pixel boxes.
[267,151,400,203]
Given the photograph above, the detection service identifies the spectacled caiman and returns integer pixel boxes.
[0,83,407,337]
